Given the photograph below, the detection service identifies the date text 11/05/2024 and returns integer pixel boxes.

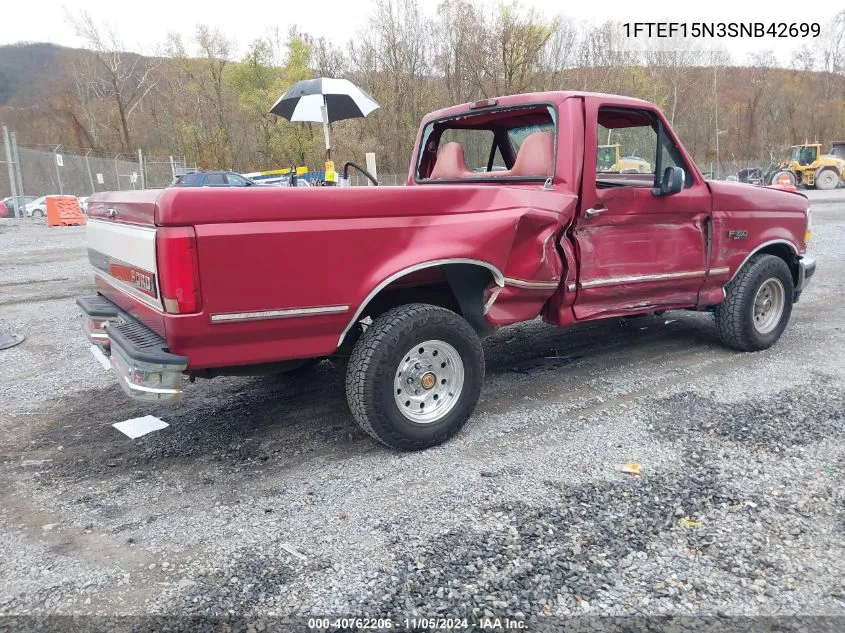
[622,22,821,38]
[307,617,526,630]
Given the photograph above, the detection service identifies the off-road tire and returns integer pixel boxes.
[714,254,794,352]
[345,303,484,450]
[815,169,840,191]
[770,170,796,187]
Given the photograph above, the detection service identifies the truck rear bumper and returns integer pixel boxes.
[76,295,188,403]
[794,255,816,302]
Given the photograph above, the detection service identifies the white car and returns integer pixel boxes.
[78,197,89,213]
[25,196,48,218]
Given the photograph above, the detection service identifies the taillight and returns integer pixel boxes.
[156,227,202,314]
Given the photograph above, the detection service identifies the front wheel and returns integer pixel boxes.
[769,170,796,187]
[714,254,794,352]
[345,303,484,450]
[30,209,44,218]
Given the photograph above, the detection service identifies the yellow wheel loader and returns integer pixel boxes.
[764,143,845,190]
[597,144,652,174]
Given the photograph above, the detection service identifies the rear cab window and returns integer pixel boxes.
[416,104,556,182]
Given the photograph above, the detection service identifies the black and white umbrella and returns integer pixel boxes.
[270,77,379,159]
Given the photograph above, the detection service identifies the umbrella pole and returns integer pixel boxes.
[321,97,336,185]
[321,98,331,162]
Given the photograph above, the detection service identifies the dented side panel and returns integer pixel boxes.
[571,185,710,320]
[158,185,574,369]
[569,95,711,320]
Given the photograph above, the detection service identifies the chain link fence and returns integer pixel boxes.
[0,145,196,200]
[1,139,777,200]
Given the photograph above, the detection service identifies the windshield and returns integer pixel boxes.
[790,146,818,165]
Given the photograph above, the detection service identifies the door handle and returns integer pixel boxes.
[585,206,608,218]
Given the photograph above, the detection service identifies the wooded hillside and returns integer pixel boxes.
[1,1,843,174]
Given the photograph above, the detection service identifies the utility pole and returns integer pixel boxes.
[114,155,121,190]
[11,132,25,209]
[3,126,20,214]
[713,63,720,181]
[85,150,95,194]
[137,148,146,189]
[53,144,63,194]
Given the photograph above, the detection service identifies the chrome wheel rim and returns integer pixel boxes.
[394,339,464,424]
[752,278,785,334]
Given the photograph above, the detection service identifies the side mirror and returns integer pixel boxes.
[653,166,685,196]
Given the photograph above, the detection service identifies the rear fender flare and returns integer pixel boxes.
[337,258,504,347]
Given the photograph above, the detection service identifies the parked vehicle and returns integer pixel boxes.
[77,91,815,450]
[2,195,38,217]
[25,196,48,218]
[597,144,651,173]
[259,177,312,187]
[763,143,845,190]
[737,167,764,185]
[170,171,257,187]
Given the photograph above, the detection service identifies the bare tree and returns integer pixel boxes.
[67,11,160,152]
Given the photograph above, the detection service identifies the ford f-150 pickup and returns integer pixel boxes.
[77,91,816,450]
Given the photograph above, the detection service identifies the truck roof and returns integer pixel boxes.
[421,91,654,124]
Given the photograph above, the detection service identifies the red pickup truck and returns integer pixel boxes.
[77,91,815,450]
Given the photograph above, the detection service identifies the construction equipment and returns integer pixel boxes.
[597,144,652,174]
[764,143,845,190]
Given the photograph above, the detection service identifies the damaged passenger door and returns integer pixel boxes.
[572,101,711,320]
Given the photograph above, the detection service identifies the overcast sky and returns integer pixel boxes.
[2,0,843,66]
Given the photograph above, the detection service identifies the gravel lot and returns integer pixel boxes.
[0,190,843,630]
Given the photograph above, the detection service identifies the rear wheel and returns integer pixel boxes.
[815,169,839,190]
[714,254,794,352]
[345,303,484,450]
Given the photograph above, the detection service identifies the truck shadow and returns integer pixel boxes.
[10,310,721,482]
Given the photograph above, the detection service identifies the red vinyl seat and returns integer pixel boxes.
[484,132,554,178]
[509,132,554,177]
[430,132,554,180]
[430,142,472,179]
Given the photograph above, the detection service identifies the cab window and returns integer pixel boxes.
[417,105,556,182]
[596,107,691,188]
[225,173,250,186]
[439,129,506,173]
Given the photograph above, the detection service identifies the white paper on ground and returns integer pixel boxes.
[90,345,112,371]
[113,415,169,439]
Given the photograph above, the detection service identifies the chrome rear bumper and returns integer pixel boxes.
[76,295,187,403]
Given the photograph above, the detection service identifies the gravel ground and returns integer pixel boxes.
[0,191,843,630]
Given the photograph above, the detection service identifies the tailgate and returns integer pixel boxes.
[86,189,166,334]
[88,219,162,313]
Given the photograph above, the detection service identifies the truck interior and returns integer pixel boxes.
[417,105,556,181]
